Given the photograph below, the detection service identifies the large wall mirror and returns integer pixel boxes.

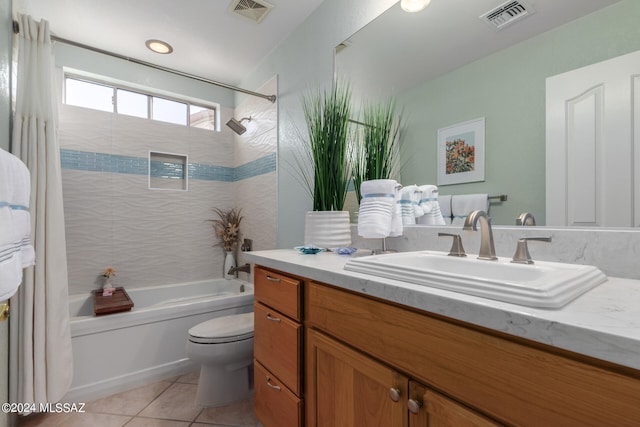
[336,0,640,226]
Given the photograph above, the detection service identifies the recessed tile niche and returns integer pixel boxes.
[148,151,188,191]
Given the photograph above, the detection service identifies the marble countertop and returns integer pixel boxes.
[245,249,640,371]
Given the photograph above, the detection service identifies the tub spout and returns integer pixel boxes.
[228,263,251,276]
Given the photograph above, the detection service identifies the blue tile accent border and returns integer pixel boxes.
[60,149,276,182]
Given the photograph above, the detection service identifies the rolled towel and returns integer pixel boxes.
[389,185,403,237]
[417,185,445,225]
[437,195,452,225]
[399,185,421,225]
[451,194,489,226]
[358,179,399,238]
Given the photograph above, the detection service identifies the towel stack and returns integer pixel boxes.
[417,185,446,225]
[451,194,489,226]
[0,149,35,300]
[357,179,402,238]
[399,185,422,225]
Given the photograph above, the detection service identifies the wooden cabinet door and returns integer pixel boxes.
[306,328,408,427]
[409,382,502,427]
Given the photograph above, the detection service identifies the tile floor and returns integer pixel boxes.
[16,372,258,427]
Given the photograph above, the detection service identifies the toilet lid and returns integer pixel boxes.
[188,312,254,344]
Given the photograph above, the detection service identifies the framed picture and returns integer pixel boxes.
[437,117,485,185]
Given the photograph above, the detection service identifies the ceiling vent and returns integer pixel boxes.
[228,0,274,24]
[480,0,535,31]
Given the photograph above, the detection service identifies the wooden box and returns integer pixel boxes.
[93,287,134,315]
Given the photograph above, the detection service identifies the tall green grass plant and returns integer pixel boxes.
[298,83,353,211]
[352,99,403,202]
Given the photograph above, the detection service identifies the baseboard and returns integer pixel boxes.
[61,358,198,404]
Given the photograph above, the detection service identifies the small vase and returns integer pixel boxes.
[224,251,236,279]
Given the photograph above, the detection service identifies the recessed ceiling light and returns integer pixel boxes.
[401,0,431,13]
[145,39,173,54]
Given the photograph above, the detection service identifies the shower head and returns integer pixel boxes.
[226,117,252,135]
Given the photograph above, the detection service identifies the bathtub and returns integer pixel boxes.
[63,278,253,403]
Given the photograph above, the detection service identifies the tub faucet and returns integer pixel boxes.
[228,263,251,276]
[462,210,498,260]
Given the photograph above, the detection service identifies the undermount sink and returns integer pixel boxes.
[344,251,607,309]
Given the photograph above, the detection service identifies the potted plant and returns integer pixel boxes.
[296,82,354,248]
[209,208,243,279]
[352,98,404,202]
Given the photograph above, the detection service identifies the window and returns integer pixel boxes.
[65,79,113,112]
[190,105,216,131]
[64,75,218,130]
[116,89,148,119]
[152,97,187,125]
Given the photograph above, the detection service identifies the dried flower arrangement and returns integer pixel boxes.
[209,208,243,252]
[102,267,116,278]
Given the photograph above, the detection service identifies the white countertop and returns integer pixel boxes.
[245,249,640,371]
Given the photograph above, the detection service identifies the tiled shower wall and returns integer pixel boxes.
[234,77,278,267]
[59,79,277,296]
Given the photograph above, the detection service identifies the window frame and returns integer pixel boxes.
[63,73,219,131]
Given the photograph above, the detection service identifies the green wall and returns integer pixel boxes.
[398,0,640,225]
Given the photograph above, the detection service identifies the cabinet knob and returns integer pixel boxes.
[408,399,422,414]
[389,388,401,402]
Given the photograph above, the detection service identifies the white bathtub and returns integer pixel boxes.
[63,278,253,403]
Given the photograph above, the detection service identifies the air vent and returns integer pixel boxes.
[228,0,274,24]
[480,0,535,31]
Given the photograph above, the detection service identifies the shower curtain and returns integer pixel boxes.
[9,14,73,409]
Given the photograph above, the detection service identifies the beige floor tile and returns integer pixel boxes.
[62,412,131,427]
[138,383,202,422]
[19,411,131,427]
[175,371,199,384]
[196,398,257,427]
[85,381,173,416]
[124,417,190,427]
[17,411,72,426]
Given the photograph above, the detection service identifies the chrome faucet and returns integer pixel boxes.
[228,263,251,276]
[462,210,498,260]
[516,212,536,226]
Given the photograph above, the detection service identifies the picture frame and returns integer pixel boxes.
[437,117,485,185]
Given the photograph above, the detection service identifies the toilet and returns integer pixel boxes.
[186,311,254,407]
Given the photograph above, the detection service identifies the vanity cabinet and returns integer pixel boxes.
[307,327,499,426]
[305,280,640,426]
[253,266,304,427]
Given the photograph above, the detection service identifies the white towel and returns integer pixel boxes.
[358,179,399,238]
[399,185,422,225]
[417,185,446,225]
[0,148,35,300]
[451,194,489,226]
[437,195,452,225]
[389,186,403,237]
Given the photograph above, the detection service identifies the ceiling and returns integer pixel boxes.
[337,0,621,96]
[14,0,326,86]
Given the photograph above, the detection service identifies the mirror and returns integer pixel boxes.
[337,0,639,226]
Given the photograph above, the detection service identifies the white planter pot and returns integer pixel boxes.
[304,211,352,248]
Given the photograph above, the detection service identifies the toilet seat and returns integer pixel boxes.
[188,312,254,344]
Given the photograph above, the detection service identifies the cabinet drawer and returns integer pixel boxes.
[255,266,301,320]
[254,302,302,395]
[254,360,302,427]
